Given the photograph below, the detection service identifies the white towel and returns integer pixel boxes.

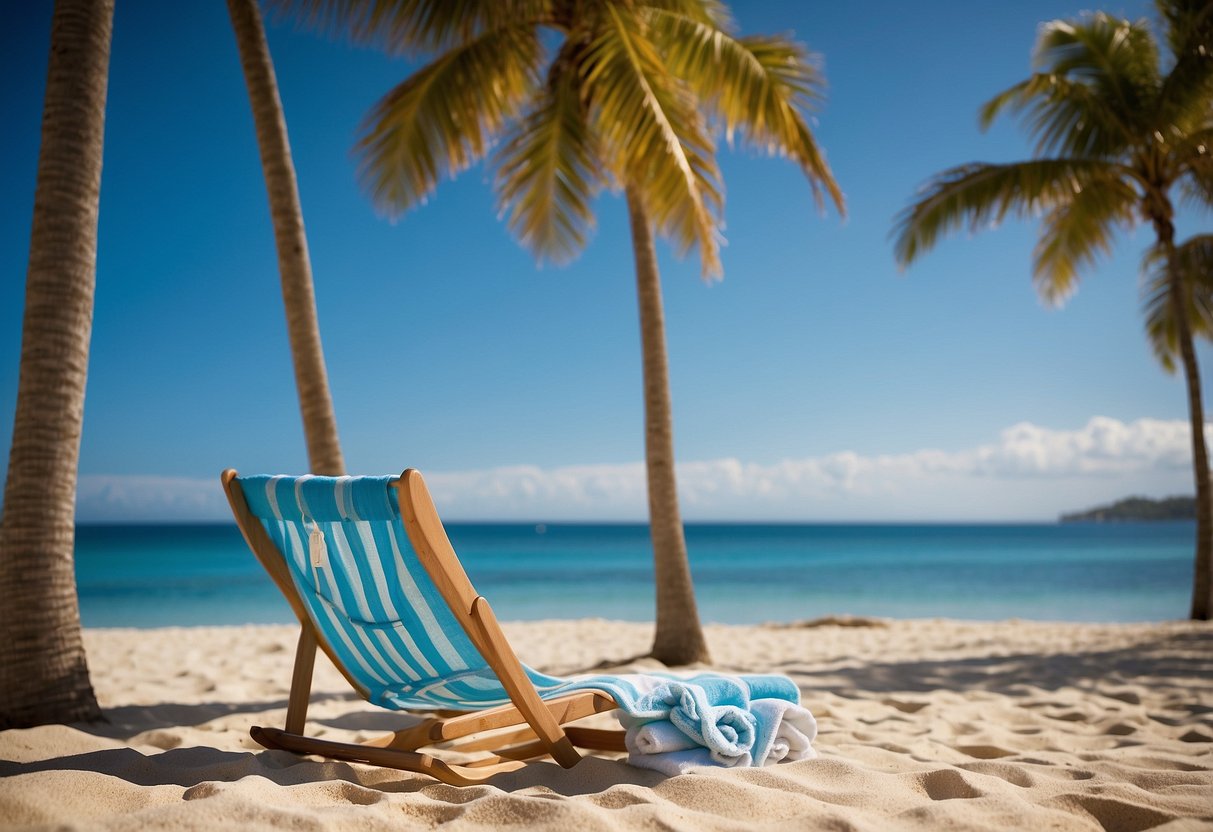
[621,696,817,775]
[750,698,818,765]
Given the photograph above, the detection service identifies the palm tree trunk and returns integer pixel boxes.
[0,0,112,729]
[1176,312,1211,620]
[1166,253,1212,620]
[227,0,345,475]
[625,186,710,665]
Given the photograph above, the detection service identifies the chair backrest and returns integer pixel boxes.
[230,473,556,710]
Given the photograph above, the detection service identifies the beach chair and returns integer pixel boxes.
[221,468,625,785]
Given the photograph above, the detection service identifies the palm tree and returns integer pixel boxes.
[278,0,843,664]
[227,0,346,475]
[0,0,113,728]
[892,2,1213,619]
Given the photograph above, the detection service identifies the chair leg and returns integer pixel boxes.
[565,727,628,752]
[445,725,539,753]
[466,597,582,768]
[251,726,529,786]
[360,716,446,751]
[284,625,317,735]
[365,690,619,752]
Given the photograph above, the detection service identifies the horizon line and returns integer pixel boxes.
[73,516,1192,527]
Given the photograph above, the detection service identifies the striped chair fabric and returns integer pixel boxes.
[239,474,570,711]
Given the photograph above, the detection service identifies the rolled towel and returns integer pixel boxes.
[665,684,756,764]
[625,698,816,774]
[625,712,755,767]
[624,718,698,755]
[750,698,818,765]
[615,679,757,762]
[559,671,816,774]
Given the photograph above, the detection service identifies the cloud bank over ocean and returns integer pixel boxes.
[75,417,1201,522]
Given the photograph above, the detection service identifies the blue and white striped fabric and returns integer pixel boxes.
[239,474,570,710]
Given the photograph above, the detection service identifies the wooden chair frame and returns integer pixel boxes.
[222,468,625,785]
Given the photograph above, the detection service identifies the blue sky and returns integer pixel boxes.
[1,0,1205,522]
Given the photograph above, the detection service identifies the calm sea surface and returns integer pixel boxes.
[73,522,1195,628]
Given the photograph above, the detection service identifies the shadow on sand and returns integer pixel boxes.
[774,629,1213,698]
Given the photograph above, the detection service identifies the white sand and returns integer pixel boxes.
[1,618,1211,830]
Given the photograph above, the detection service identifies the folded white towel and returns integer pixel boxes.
[750,698,817,765]
[626,719,754,769]
[625,718,697,755]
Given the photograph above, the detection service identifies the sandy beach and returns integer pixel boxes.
[1,617,1210,830]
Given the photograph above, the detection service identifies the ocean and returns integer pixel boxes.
[73,521,1196,628]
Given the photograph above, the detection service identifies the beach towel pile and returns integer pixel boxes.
[565,673,817,775]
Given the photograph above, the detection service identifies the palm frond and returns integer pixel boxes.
[892,159,1134,267]
[1033,13,1161,101]
[979,72,1138,158]
[582,3,724,276]
[981,14,1164,158]
[270,0,551,54]
[1156,0,1213,121]
[1142,234,1213,370]
[1174,125,1213,205]
[493,54,604,265]
[647,11,844,215]
[638,0,734,31]
[1157,0,1212,53]
[1141,263,1177,370]
[1031,174,1138,304]
[355,24,542,216]
[1178,172,1213,214]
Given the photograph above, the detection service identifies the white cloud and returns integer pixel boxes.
[421,416,1202,521]
[968,417,1193,477]
[72,417,1201,522]
[75,475,231,523]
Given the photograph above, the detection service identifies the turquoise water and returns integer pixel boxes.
[73,522,1195,628]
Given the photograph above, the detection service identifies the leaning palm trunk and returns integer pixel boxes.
[626,187,711,665]
[227,0,345,475]
[0,0,112,728]
[1162,240,1213,620]
[1176,299,1212,620]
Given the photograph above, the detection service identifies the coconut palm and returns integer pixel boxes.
[0,0,112,728]
[892,2,1213,620]
[228,0,345,475]
[277,0,843,663]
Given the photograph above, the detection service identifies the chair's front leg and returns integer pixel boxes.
[284,624,318,734]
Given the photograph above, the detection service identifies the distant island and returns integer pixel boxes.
[1060,496,1195,523]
